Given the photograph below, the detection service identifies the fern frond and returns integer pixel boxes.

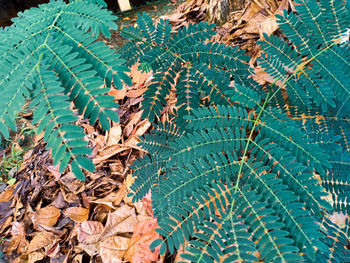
[31,65,94,180]
[142,61,180,121]
[139,122,184,154]
[0,0,130,178]
[316,217,350,262]
[130,155,166,202]
[125,1,349,261]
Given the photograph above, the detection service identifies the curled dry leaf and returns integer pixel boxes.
[99,236,130,263]
[124,111,143,138]
[45,242,60,258]
[47,165,61,180]
[28,231,57,253]
[101,205,137,238]
[123,136,143,152]
[93,145,129,164]
[124,218,161,263]
[32,206,61,229]
[126,87,148,98]
[91,192,120,209]
[106,124,122,146]
[133,119,151,137]
[64,207,89,223]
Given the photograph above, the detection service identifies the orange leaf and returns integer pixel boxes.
[125,219,161,263]
[126,87,148,98]
[64,207,89,223]
[108,88,127,100]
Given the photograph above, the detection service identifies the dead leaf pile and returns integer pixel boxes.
[161,0,291,86]
[0,61,164,263]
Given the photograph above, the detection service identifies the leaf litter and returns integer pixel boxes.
[0,0,347,262]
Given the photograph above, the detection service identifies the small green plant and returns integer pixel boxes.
[121,1,350,262]
[0,0,131,180]
[1,144,23,176]
[0,120,35,182]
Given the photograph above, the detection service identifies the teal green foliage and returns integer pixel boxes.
[0,0,131,180]
[258,0,350,215]
[120,12,255,124]
[122,0,350,262]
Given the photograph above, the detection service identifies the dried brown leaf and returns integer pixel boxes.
[101,205,137,238]
[47,165,61,180]
[8,222,29,254]
[32,206,61,229]
[45,242,60,258]
[126,87,148,98]
[106,124,122,146]
[258,16,278,38]
[28,251,45,263]
[142,193,153,217]
[134,119,151,137]
[124,111,143,138]
[0,183,17,202]
[99,236,130,263]
[93,145,129,163]
[130,63,151,87]
[77,221,104,244]
[64,207,89,223]
[123,136,144,152]
[28,231,57,253]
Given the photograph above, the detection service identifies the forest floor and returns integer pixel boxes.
[0,0,346,262]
